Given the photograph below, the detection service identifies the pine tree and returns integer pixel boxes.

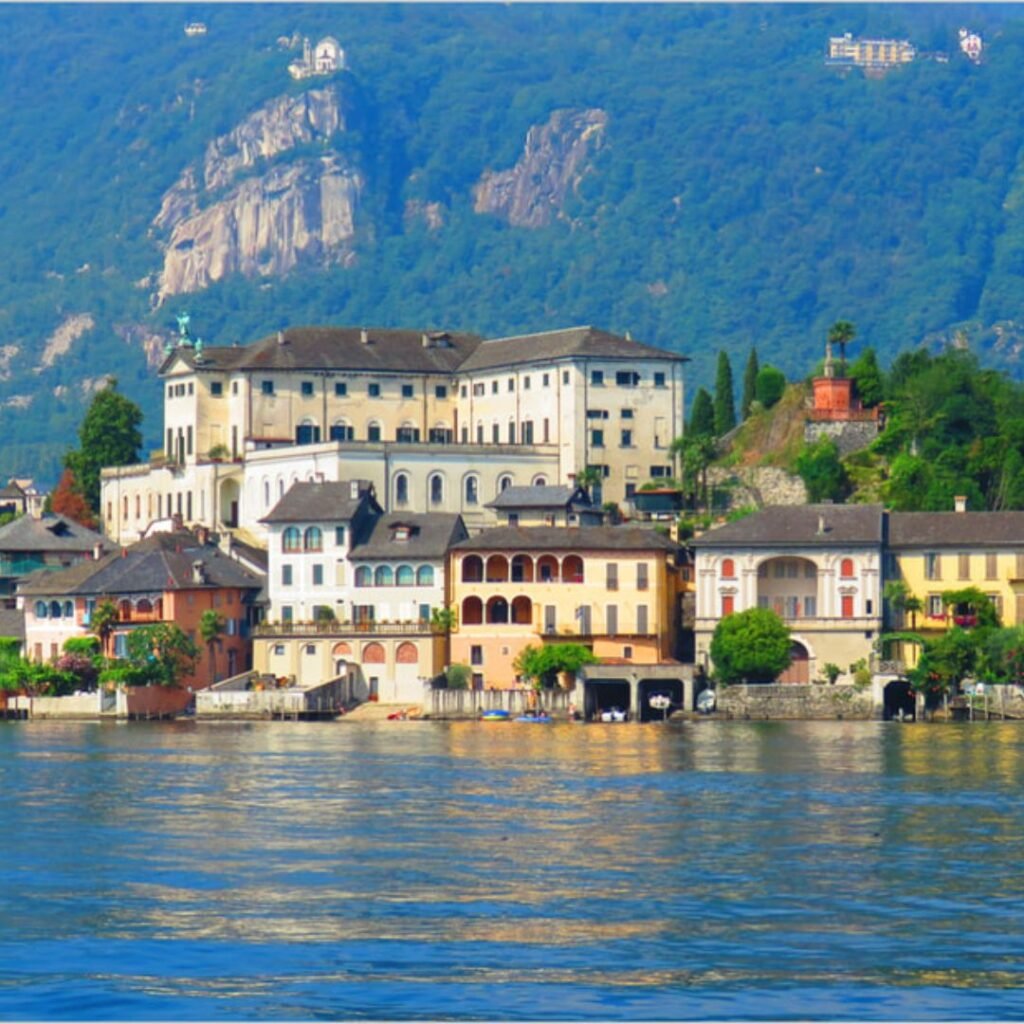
[689,388,715,437]
[714,351,736,436]
[741,346,759,419]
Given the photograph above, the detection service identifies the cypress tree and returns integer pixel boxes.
[689,387,715,437]
[741,346,759,419]
[714,351,736,436]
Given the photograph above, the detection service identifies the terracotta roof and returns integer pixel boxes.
[691,504,886,548]
[451,525,681,553]
[351,514,468,560]
[457,325,686,373]
[889,511,1024,547]
[164,326,481,376]
[260,481,378,524]
[17,530,264,597]
[0,514,108,554]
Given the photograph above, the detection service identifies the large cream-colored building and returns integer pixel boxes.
[101,324,687,545]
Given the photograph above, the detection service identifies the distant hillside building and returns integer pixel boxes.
[827,33,916,70]
[804,339,880,456]
[959,28,983,64]
[288,36,345,80]
[184,22,207,37]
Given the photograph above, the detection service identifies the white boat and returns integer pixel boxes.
[600,708,627,723]
[696,689,717,714]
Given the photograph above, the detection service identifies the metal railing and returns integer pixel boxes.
[255,620,437,638]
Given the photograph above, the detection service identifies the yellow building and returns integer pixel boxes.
[448,525,686,689]
[827,33,916,69]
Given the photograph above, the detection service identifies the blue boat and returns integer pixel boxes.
[481,709,510,721]
[515,712,552,723]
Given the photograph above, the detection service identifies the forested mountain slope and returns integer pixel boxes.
[3,3,1024,481]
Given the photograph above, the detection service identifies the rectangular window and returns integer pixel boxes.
[637,604,649,634]
[563,370,570,385]
[616,371,639,387]
[232,381,238,395]
[986,552,998,579]
[368,424,381,442]
[335,525,346,545]
[368,383,381,398]
[959,553,970,580]
[419,604,430,623]
[186,426,193,455]
[722,595,735,617]
[335,382,347,397]
[654,416,666,448]
[492,423,500,444]
[586,409,608,420]
[312,564,324,586]
[621,430,633,447]
[606,604,618,634]
[804,595,817,617]
[472,673,484,691]
[301,381,314,397]
[402,384,414,398]
[435,385,447,399]
[543,418,550,442]
[476,424,484,444]
[282,564,293,586]
[187,382,194,395]
[211,381,223,396]
[542,373,550,387]
[507,378,515,392]
[786,561,798,578]
[544,605,556,633]
[578,605,592,634]
[591,429,604,447]
[470,645,483,666]
[621,408,634,419]
[928,594,944,617]
[925,552,941,580]
[637,563,649,591]
[591,370,604,386]
[654,372,666,387]
[650,466,667,477]
[461,385,468,398]
[261,380,274,395]
[785,596,799,618]
[491,380,498,394]
[625,483,636,498]
[524,376,531,390]
[989,593,1003,619]
[508,422,516,444]
[522,421,534,444]
[282,606,293,623]
[606,563,618,591]
[461,427,468,444]
[841,594,854,618]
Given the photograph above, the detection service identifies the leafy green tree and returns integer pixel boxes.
[741,346,759,420]
[514,643,598,690]
[849,346,883,408]
[65,380,143,516]
[199,609,225,685]
[713,350,736,436]
[445,663,471,690]
[980,626,1024,687]
[754,365,786,409]
[909,627,978,699]
[827,319,856,376]
[688,387,715,437]
[710,607,791,685]
[795,437,849,503]
[124,623,199,687]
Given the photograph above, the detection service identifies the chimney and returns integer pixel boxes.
[191,560,207,585]
[277,330,287,345]
[360,329,370,345]
[92,542,103,561]
[816,514,827,535]
[121,547,128,559]
[421,333,430,348]
[954,495,967,513]
[196,525,209,547]
[350,480,360,499]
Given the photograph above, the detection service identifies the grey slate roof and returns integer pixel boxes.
[260,481,378,524]
[0,607,25,641]
[487,485,592,511]
[0,513,108,554]
[352,514,468,560]
[457,326,686,373]
[18,531,264,597]
[452,525,681,553]
[165,326,481,376]
[691,504,886,548]
[889,511,1024,547]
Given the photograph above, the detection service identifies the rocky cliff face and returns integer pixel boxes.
[473,108,607,228]
[153,86,361,302]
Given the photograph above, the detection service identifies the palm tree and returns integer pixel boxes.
[199,609,225,686]
[89,598,120,660]
[827,320,856,377]
[575,466,603,503]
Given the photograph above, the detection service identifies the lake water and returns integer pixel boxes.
[3,719,1024,1020]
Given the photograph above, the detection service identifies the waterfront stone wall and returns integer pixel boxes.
[804,420,879,457]
[717,683,875,720]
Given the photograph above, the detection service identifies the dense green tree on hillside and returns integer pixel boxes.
[795,437,850,503]
[754,366,787,410]
[741,346,759,420]
[710,608,791,685]
[714,351,736,436]
[65,381,143,516]
[689,388,715,438]
[849,346,883,408]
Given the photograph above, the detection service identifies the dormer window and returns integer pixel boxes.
[393,526,411,541]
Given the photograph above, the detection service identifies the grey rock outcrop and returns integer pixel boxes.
[473,108,607,228]
[153,85,360,302]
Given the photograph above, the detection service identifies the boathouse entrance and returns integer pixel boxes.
[883,679,916,721]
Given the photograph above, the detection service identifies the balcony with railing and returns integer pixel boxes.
[255,620,437,638]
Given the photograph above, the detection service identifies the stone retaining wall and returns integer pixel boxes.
[804,420,879,457]
[717,683,875,720]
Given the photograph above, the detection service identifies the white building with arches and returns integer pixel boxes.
[692,504,885,683]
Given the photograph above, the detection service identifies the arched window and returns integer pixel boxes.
[464,475,479,506]
[511,596,532,624]
[537,555,559,582]
[304,527,323,551]
[49,601,62,619]
[396,642,418,664]
[498,475,513,493]
[277,478,285,498]
[375,566,394,586]
[417,565,435,586]
[330,420,354,442]
[533,475,547,487]
[367,420,382,443]
[282,527,301,552]
[562,555,584,584]
[511,554,534,583]
[135,495,140,519]
[486,596,509,624]
[136,599,152,615]
[263,480,270,509]
[486,555,509,582]
[840,558,854,579]
[63,600,74,619]
[722,558,736,579]
[362,642,386,664]
[462,596,483,625]
[354,566,372,587]
[462,555,483,582]
[396,565,415,586]
[394,473,409,506]
[34,601,47,619]
[429,474,444,505]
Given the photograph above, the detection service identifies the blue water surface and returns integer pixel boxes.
[2,719,1024,1020]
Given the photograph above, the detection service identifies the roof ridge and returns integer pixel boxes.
[481,325,594,344]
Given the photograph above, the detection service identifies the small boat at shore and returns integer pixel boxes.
[481,709,511,721]
[599,708,627,723]
[515,712,552,723]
